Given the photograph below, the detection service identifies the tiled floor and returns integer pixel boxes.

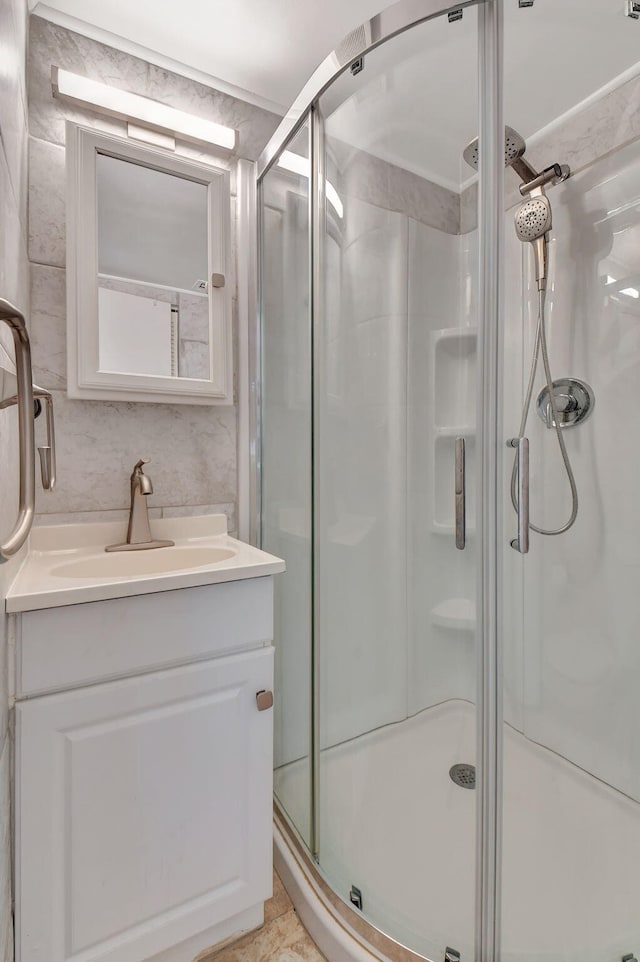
[202,872,326,962]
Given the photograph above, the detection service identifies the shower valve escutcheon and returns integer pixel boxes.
[536,379,595,429]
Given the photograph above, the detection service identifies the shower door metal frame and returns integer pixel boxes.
[257,0,483,179]
[254,1,504,959]
[476,3,504,961]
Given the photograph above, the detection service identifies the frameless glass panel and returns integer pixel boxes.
[500,4,640,961]
[317,8,481,959]
[259,121,313,847]
[96,154,210,379]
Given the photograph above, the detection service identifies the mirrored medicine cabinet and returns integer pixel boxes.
[66,123,232,404]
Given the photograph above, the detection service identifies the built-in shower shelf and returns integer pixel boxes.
[431,522,476,537]
[435,426,476,438]
[433,326,478,347]
[430,597,475,631]
[433,328,478,430]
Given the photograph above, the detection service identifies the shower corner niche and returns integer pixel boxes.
[431,327,478,535]
[432,327,478,434]
[429,326,478,640]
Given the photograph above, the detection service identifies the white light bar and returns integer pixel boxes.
[52,66,236,150]
[279,150,309,179]
[326,181,344,220]
[278,150,344,219]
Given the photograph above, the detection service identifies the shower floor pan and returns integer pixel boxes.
[275,700,640,962]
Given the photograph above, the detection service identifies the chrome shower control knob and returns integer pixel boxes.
[536,378,595,429]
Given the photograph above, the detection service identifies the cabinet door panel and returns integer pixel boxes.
[16,648,274,962]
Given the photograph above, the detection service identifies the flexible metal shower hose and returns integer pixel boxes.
[510,288,579,535]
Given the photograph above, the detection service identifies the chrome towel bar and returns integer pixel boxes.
[0,298,36,562]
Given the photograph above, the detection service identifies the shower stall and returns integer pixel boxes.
[254,2,640,961]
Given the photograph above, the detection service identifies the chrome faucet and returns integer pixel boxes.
[106,459,174,552]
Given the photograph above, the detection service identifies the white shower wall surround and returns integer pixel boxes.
[272,101,640,801]
[26,14,281,528]
[504,135,640,805]
[311,142,640,793]
[269,177,473,773]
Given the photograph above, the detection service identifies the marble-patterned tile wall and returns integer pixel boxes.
[330,142,460,235]
[27,15,280,530]
[460,67,640,235]
[0,0,29,956]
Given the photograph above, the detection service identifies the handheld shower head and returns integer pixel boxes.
[514,194,552,242]
[514,193,552,290]
[463,125,527,172]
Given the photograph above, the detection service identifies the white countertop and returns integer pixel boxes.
[6,515,285,613]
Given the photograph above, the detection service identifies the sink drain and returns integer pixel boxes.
[449,763,476,789]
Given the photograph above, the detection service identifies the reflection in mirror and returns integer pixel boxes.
[96,154,210,380]
[67,124,231,404]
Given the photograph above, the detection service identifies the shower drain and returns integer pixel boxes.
[449,763,476,789]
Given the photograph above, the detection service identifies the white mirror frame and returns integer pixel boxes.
[66,123,233,404]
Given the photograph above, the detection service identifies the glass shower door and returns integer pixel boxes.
[315,8,484,960]
[500,5,640,962]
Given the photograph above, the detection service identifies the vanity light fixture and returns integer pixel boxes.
[278,150,344,219]
[51,67,236,150]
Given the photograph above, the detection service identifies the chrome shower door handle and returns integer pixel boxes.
[508,437,529,553]
[455,437,466,550]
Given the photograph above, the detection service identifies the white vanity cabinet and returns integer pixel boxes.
[11,577,277,962]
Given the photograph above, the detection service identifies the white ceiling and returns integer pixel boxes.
[31,0,640,185]
[30,0,390,113]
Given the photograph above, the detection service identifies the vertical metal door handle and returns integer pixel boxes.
[35,389,56,490]
[508,437,529,553]
[455,437,466,550]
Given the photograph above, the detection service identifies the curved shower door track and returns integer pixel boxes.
[274,803,442,962]
[258,0,486,179]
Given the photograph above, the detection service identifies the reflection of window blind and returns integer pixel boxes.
[170,306,178,378]
[98,287,174,377]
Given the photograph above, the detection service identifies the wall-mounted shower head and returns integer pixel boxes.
[462,126,569,292]
[504,126,526,167]
[514,193,552,290]
[463,125,539,184]
[463,126,526,171]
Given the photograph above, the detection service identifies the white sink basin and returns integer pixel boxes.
[6,514,286,612]
[50,545,237,579]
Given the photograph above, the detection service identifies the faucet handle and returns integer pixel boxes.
[134,458,150,470]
